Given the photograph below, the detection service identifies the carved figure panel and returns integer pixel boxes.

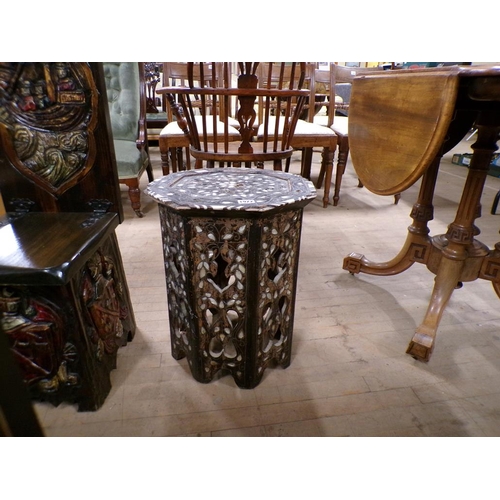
[0,286,80,400]
[0,62,98,195]
[80,247,130,362]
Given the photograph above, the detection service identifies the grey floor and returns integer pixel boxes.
[33,139,500,437]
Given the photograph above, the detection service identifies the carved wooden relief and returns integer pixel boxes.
[0,286,80,399]
[0,62,98,195]
[80,248,130,361]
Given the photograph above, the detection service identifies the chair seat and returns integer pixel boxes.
[114,140,149,179]
[146,111,168,123]
[147,112,168,136]
[0,212,119,286]
[293,119,336,137]
[147,128,164,140]
[330,116,349,136]
[257,117,336,138]
[160,115,240,138]
[312,115,330,127]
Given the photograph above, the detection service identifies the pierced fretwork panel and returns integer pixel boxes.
[159,204,303,388]
[256,210,302,373]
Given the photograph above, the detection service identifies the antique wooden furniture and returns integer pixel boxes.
[0,249,44,437]
[160,62,309,171]
[252,63,337,207]
[158,62,235,174]
[0,62,136,411]
[144,62,168,144]
[145,168,316,388]
[343,65,500,362]
[103,62,153,217]
[294,63,338,208]
[330,65,400,206]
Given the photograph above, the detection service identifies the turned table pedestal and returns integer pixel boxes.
[342,65,500,362]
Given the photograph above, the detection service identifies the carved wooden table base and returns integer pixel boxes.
[344,110,500,362]
[341,66,500,362]
[146,168,316,387]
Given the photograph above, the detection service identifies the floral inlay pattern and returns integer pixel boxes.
[147,168,315,388]
[145,167,316,212]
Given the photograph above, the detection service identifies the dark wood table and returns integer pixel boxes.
[146,168,316,388]
[342,65,500,361]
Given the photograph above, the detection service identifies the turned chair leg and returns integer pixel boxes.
[146,160,154,182]
[333,137,349,206]
[122,178,143,217]
[491,190,500,214]
[160,148,170,175]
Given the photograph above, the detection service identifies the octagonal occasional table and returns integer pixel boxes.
[146,168,316,388]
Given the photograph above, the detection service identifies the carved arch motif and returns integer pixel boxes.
[0,62,98,195]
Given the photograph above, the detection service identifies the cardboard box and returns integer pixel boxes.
[452,153,500,177]
[452,153,472,166]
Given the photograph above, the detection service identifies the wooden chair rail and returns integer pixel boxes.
[159,62,308,171]
[157,86,310,98]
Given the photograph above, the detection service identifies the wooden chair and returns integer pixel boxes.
[0,62,136,412]
[159,62,309,171]
[295,63,338,207]
[158,62,241,174]
[103,62,154,217]
[254,63,337,207]
[144,62,168,145]
[330,65,400,206]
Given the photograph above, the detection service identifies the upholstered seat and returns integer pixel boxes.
[112,139,150,177]
[163,115,240,137]
[329,115,348,135]
[104,62,153,217]
[159,116,241,171]
[257,115,337,137]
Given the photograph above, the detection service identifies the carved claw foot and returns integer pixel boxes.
[134,209,144,218]
[406,330,435,362]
